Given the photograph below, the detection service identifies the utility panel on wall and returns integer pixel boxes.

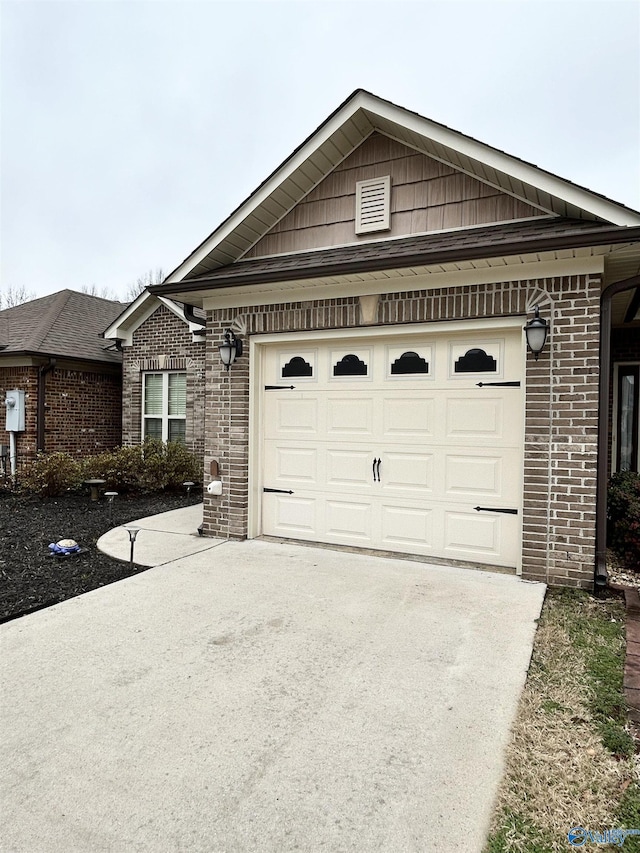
[5,389,25,431]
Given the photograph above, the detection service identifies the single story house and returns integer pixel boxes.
[0,289,125,475]
[107,90,640,589]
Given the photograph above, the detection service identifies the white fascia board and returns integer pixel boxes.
[201,255,605,311]
[165,93,374,284]
[103,292,191,346]
[103,290,158,343]
[365,95,640,227]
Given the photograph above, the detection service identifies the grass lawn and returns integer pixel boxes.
[485,589,640,852]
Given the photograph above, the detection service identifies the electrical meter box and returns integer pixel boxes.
[5,389,25,431]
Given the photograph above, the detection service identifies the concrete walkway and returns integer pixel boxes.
[97,502,225,566]
[1,507,546,853]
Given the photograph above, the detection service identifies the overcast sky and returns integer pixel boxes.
[2,0,639,302]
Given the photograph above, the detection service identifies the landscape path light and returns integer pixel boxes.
[104,491,118,525]
[124,526,140,566]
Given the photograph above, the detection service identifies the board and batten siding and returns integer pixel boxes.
[245,133,547,258]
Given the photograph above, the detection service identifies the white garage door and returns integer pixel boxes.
[260,328,523,568]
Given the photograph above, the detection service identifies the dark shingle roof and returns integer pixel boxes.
[0,290,126,364]
[152,217,636,297]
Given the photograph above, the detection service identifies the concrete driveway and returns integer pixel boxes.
[0,539,544,853]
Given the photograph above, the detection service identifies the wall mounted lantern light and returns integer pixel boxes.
[524,306,549,360]
[218,329,243,371]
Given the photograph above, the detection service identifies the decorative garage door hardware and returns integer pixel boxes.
[476,381,521,387]
[263,488,294,494]
[372,458,381,482]
[264,385,296,390]
[474,506,518,515]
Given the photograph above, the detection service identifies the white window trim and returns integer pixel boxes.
[142,371,186,443]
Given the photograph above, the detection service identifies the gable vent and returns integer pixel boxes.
[355,176,391,234]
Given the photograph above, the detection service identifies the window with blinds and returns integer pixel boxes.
[143,372,187,443]
[355,176,391,234]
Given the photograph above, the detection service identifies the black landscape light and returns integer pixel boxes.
[104,491,118,525]
[124,526,140,566]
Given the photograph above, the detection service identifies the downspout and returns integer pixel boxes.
[182,303,206,327]
[595,274,640,592]
[37,358,56,452]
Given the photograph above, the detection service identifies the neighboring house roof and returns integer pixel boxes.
[0,290,126,364]
[102,291,206,346]
[160,89,640,286]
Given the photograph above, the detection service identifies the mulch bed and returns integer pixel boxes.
[0,489,202,623]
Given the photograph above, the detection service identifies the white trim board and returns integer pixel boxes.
[201,256,604,311]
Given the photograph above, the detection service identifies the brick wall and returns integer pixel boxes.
[44,368,122,457]
[0,364,121,475]
[122,304,206,461]
[0,366,39,474]
[200,273,602,589]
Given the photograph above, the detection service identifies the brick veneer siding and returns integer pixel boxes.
[0,366,39,475]
[201,274,602,589]
[122,305,206,460]
[44,368,121,457]
[0,364,121,476]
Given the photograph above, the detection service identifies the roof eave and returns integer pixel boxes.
[150,224,640,298]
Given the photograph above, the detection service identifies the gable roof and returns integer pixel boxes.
[0,290,126,364]
[163,89,640,286]
[102,290,206,345]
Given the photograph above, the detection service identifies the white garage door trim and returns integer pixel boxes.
[249,317,526,571]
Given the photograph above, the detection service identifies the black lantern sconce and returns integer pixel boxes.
[218,328,243,371]
[524,306,549,360]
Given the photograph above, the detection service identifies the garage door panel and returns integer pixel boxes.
[382,451,433,493]
[380,504,433,549]
[326,396,374,436]
[263,495,318,537]
[325,500,372,541]
[444,448,521,502]
[443,511,502,558]
[266,446,318,485]
[326,449,374,489]
[382,396,435,439]
[264,396,320,439]
[445,396,516,442]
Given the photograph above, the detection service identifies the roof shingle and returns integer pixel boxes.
[0,290,126,363]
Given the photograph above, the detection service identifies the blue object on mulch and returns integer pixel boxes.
[48,542,83,557]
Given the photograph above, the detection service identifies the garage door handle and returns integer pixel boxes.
[373,458,381,482]
[376,458,381,482]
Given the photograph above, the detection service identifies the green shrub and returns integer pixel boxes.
[80,441,201,493]
[608,471,640,570]
[22,452,83,497]
[80,446,146,491]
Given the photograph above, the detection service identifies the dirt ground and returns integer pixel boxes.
[0,489,202,622]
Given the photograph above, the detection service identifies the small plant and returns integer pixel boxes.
[21,452,83,497]
[608,471,640,571]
